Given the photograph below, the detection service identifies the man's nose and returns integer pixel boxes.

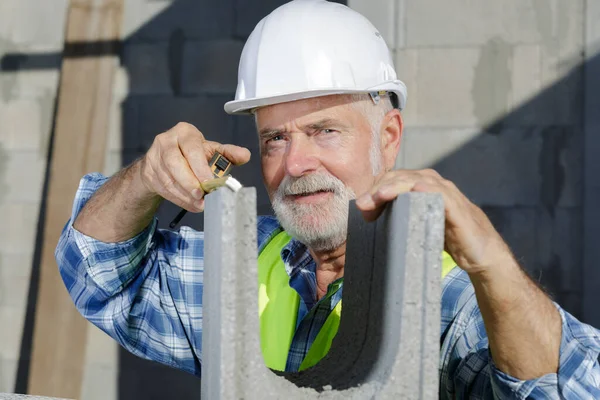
[284,137,320,177]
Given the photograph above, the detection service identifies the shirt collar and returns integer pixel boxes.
[280,236,312,277]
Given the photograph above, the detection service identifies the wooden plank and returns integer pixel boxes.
[28,0,123,397]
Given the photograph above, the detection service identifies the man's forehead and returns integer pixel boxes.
[255,94,362,131]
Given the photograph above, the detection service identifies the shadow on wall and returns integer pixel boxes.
[402,43,589,319]
[1,0,598,398]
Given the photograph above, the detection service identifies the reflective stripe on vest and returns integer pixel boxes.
[258,230,458,372]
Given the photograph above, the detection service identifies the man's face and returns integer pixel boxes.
[255,95,385,251]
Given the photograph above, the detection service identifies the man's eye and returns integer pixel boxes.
[321,129,336,134]
[269,135,284,142]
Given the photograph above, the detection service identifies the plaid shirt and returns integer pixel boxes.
[57,173,600,399]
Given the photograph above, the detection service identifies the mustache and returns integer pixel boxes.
[277,173,346,196]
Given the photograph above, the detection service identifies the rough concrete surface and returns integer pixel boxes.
[202,189,444,399]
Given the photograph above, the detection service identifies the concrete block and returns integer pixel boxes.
[348,0,397,49]
[536,207,583,296]
[0,203,39,254]
[394,49,418,124]
[3,151,45,203]
[0,253,33,280]
[122,42,172,95]
[399,47,481,127]
[0,0,68,47]
[0,265,29,308]
[80,365,117,400]
[202,189,443,398]
[540,127,583,208]
[480,206,583,318]
[120,0,170,40]
[500,43,583,128]
[6,69,61,101]
[402,127,544,207]
[181,40,243,95]
[83,326,118,369]
[399,127,479,170]
[122,95,235,152]
[510,45,542,111]
[396,0,406,49]
[481,207,538,272]
[0,253,32,308]
[553,1,585,59]
[0,358,17,393]
[0,97,53,151]
[404,0,542,47]
[122,0,233,42]
[0,306,25,361]
[234,0,292,38]
[522,53,584,127]
[0,40,61,101]
[534,0,585,68]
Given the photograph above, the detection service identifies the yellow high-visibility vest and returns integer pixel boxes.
[258,230,457,371]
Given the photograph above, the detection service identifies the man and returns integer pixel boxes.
[56,0,600,398]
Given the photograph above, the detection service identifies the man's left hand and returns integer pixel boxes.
[355,169,512,276]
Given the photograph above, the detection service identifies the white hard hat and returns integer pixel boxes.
[224,0,407,115]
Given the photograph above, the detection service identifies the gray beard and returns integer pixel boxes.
[271,173,356,252]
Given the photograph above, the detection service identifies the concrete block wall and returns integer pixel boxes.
[0,0,68,393]
[1,0,597,398]
[350,0,590,319]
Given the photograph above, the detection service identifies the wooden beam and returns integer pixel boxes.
[28,0,123,397]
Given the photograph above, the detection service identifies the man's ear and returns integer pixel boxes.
[380,109,403,171]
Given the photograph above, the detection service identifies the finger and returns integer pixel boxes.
[355,180,416,210]
[177,129,214,183]
[204,141,252,166]
[413,181,456,215]
[360,207,385,222]
[156,166,204,212]
[160,151,206,202]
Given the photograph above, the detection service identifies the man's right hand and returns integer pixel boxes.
[138,122,251,212]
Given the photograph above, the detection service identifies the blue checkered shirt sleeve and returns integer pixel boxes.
[440,267,600,399]
[56,173,207,376]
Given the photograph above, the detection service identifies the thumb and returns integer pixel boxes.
[205,141,251,166]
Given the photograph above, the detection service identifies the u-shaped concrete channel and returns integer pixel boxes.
[202,188,444,399]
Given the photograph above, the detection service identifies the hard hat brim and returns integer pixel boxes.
[224,81,407,115]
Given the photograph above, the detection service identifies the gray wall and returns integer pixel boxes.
[1,0,599,398]
[352,0,600,324]
[0,0,68,394]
